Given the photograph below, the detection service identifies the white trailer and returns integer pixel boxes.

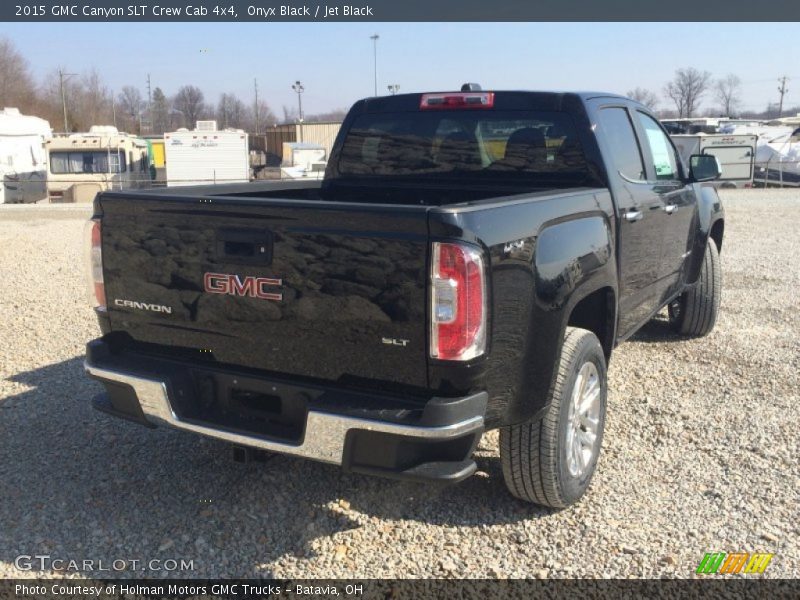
[752,127,800,188]
[671,133,758,188]
[164,122,249,187]
[0,108,52,204]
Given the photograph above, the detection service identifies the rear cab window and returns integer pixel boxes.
[328,107,600,204]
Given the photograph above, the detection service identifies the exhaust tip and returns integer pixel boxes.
[232,445,250,463]
[232,445,271,464]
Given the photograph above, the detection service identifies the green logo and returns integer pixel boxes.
[696,552,774,574]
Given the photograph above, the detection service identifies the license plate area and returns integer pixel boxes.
[176,370,308,442]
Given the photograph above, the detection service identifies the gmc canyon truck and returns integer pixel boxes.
[84,87,724,507]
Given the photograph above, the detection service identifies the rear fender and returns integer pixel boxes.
[427,191,617,429]
[498,214,617,426]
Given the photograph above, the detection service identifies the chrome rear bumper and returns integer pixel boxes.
[84,361,485,468]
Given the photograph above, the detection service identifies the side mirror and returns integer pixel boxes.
[689,154,721,182]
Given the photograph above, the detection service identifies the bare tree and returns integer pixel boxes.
[282,105,298,123]
[714,74,742,117]
[151,87,170,134]
[0,37,36,110]
[118,86,143,132]
[246,100,276,131]
[173,85,205,128]
[217,93,248,129]
[26,67,113,131]
[38,68,84,131]
[626,88,659,111]
[663,68,712,118]
[77,69,113,127]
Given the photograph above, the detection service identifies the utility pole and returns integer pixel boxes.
[777,76,789,117]
[58,68,75,132]
[146,73,152,132]
[387,84,400,95]
[111,91,117,129]
[370,34,379,96]
[254,78,260,134]
[292,80,305,142]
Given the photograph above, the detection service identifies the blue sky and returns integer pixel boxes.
[4,22,798,115]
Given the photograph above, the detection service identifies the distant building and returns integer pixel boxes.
[252,122,342,166]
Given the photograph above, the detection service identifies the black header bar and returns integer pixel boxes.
[3,0,799,22]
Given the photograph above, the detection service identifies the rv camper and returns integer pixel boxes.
[671,133,758,188]
[46,126,151,202]
[164,121,249,187]
[712,123,800,188]
[0,108,52,204]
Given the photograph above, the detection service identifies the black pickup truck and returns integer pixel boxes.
[84,87,724,507]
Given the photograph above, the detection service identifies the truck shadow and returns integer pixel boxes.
[1,356,546,578]
[628,312,683,343]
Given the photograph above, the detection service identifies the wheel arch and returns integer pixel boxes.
[686,185,725,284]
[710,218,724,253]
[565,285,617,360]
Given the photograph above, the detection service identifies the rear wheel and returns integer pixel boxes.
[500,327,607,508]
[668,238,721,337]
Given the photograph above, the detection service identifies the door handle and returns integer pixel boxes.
[664,204,677,214]
[624,210,643,222]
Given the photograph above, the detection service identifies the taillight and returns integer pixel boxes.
[85,218,106,310]
[420,92,495,110]
[430,242,487,361]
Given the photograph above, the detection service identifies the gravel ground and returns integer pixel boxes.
[0,189,798,579]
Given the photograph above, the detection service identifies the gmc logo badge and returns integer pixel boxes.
[204,272,283,301]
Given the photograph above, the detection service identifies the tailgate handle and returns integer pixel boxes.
[216,228,272,265]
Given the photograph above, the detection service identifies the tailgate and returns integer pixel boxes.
[99,195,430,390]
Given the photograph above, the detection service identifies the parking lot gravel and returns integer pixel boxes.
[0,189,798,579]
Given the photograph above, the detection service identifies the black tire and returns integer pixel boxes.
[499,327,607,508]
[668,238,721,337]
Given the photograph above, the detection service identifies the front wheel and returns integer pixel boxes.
[668,238,721,337]
[500,327,607,508]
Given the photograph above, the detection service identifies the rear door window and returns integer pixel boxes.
[595,107,646,181]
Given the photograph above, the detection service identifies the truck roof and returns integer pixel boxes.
[353,90,640,114]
